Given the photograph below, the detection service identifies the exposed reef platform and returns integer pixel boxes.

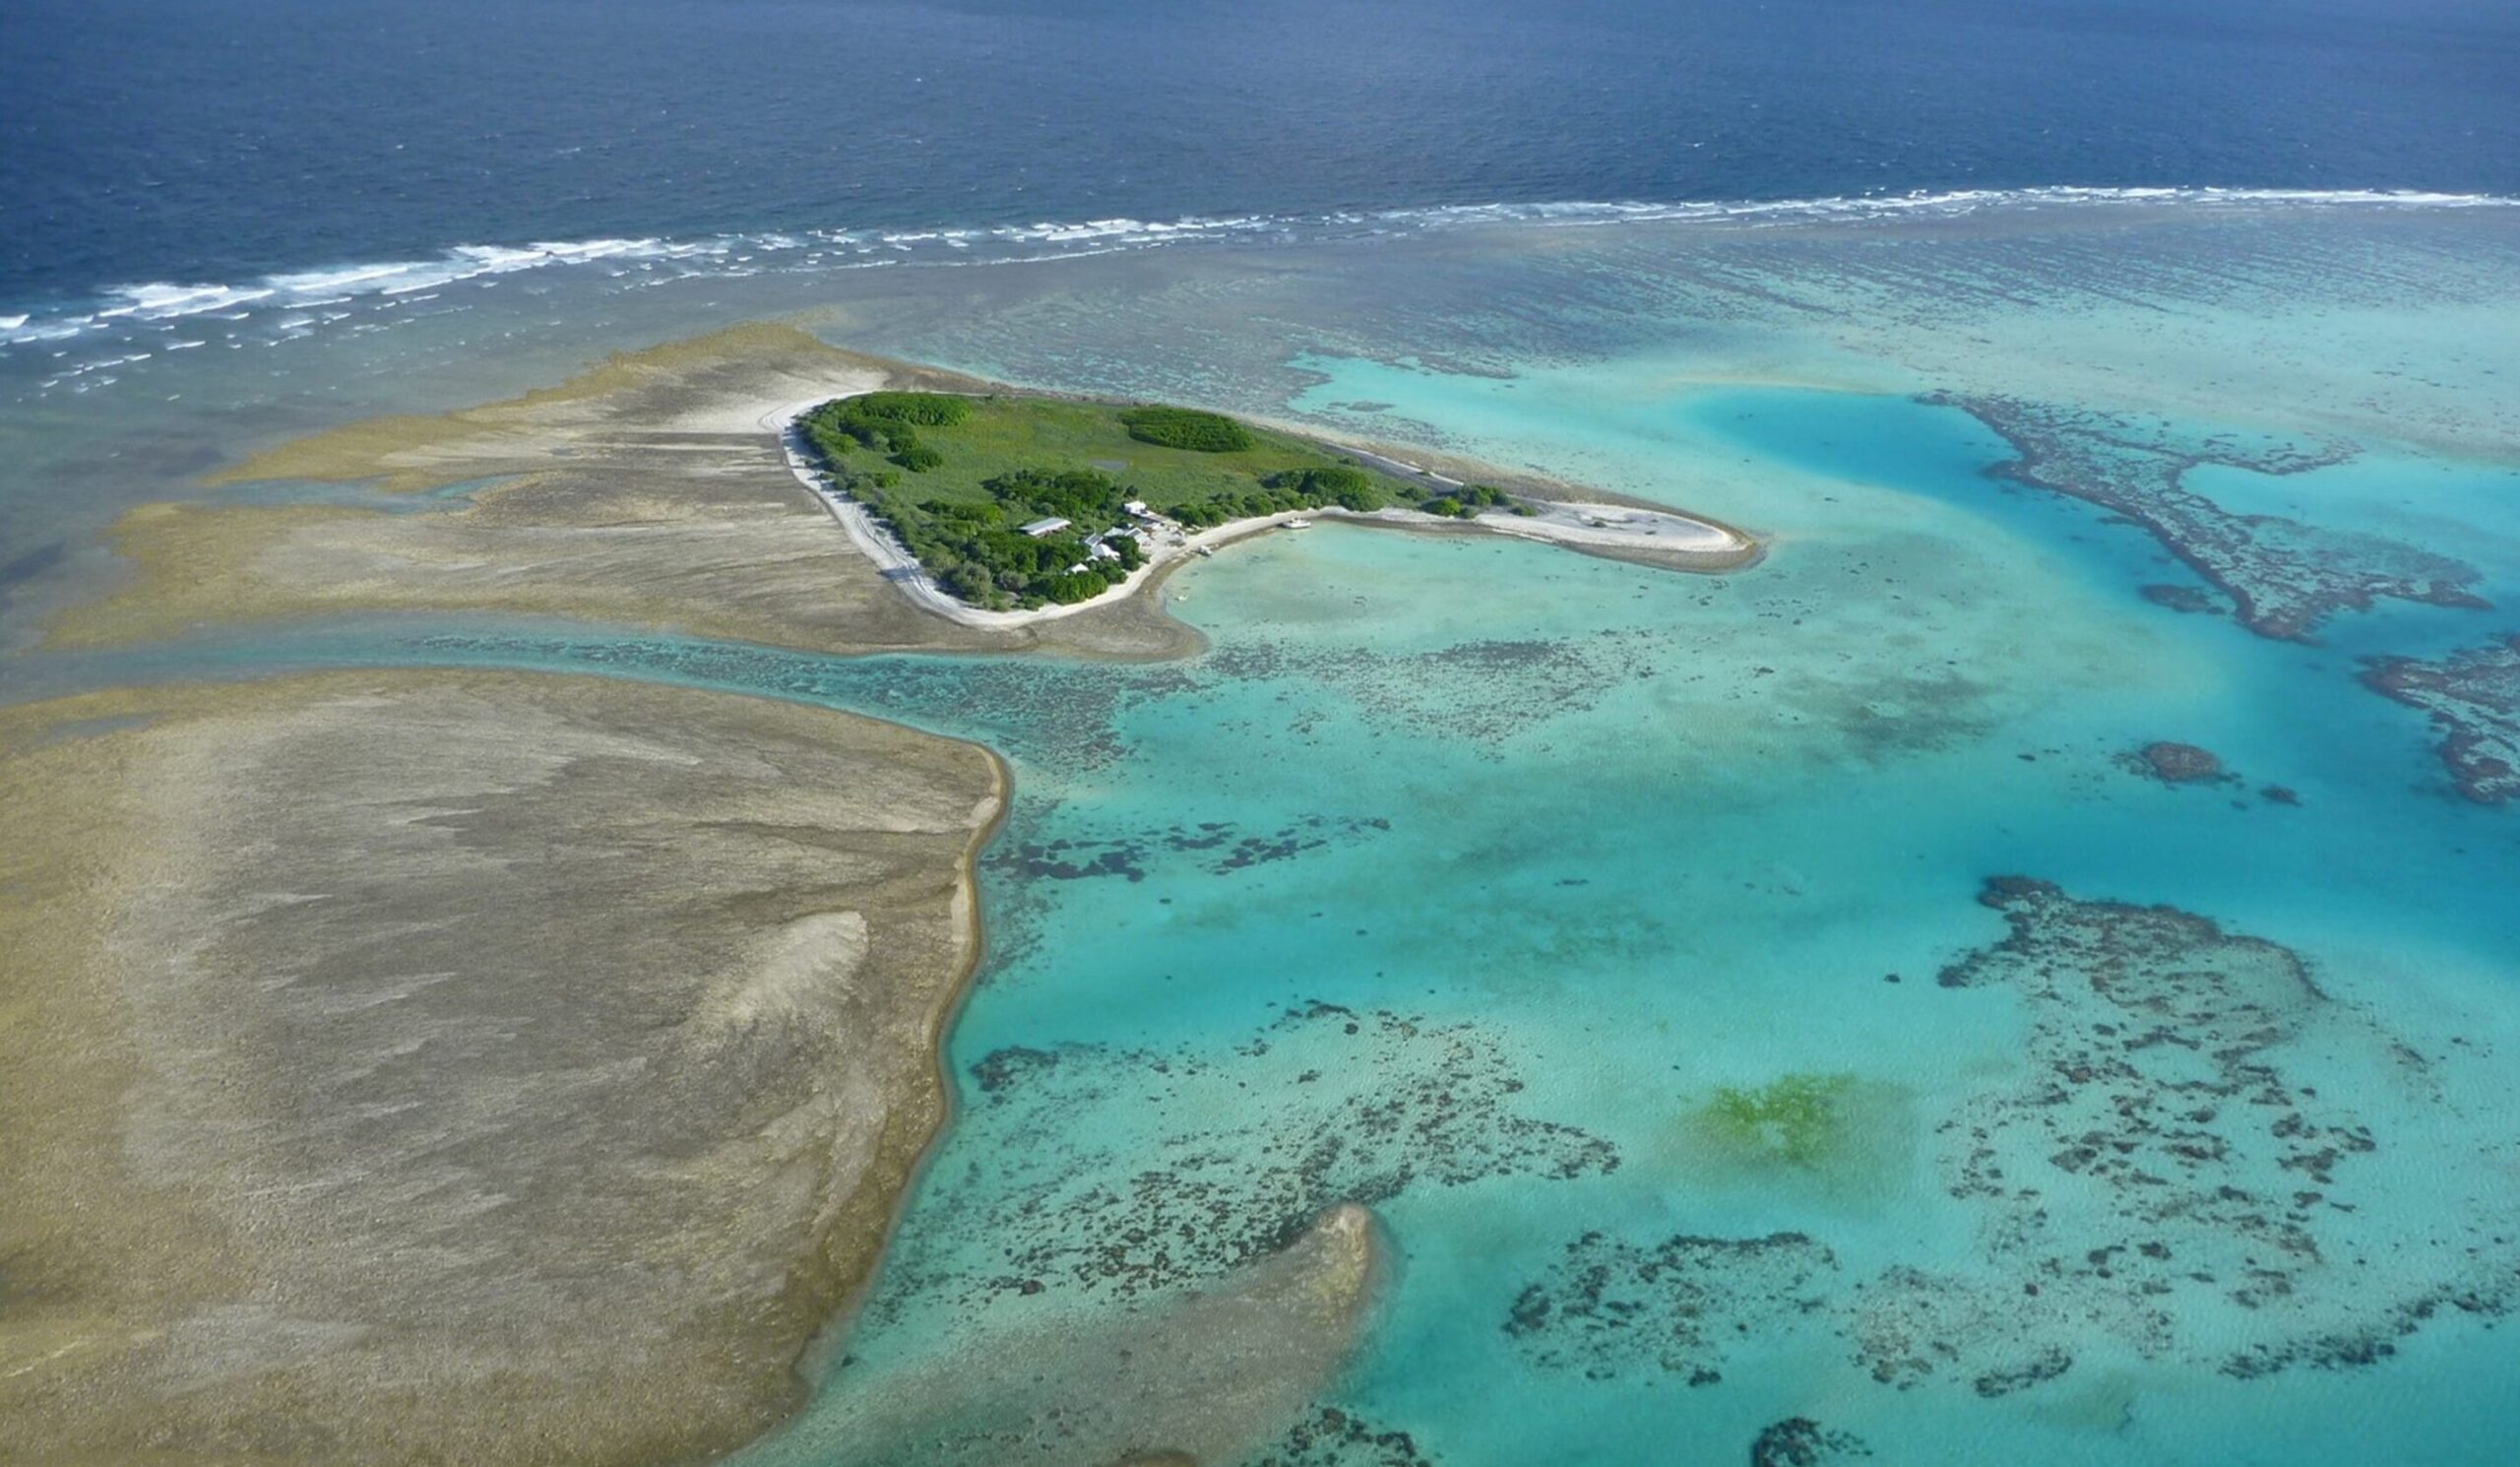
[0,670,1003,1466]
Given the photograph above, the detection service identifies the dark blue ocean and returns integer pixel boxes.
[4,0,2517,309]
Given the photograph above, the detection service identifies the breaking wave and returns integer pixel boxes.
[5,186,2510,362]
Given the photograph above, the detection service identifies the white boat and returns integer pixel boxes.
[1286,517,1313,529]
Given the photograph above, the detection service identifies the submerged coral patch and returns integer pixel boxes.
[1505,1231,1839,1382]
[1750,1417,1874,1467]
[987,812,1395,883]
[873,1001,1617,1323]
[1932,394,2487,641]
[1878,878,2516,1387]
[1514,879,2518,1400]
[754,1205,1385,1467]
[2124,740,2234,786]
[2362,634,2520,803]
[1205,630,1666,751]
[1246,1406,1441,1467]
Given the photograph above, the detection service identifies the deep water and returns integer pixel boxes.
[3,200,2518,1463]
[6,0,2519,319]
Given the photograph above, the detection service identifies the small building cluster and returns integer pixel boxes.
[1067,523,1154,574]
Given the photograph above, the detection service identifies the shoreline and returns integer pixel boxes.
[765,395,1759,631]
[788,734,1011,1396]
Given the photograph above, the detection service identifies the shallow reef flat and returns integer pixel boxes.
[2362,635,2520,802]
[45,324,1196,661]
[745,1203,1390,1467]
[0,670,1003,1466]
[1926,393,2489,642]
[872,1002,1617,1327]
[1505,878,2520,1402]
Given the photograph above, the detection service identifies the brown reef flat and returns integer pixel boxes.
[45,324,1196,661]
[0,670,1004,1466]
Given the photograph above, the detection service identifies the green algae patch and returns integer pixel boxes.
[1674,1072,1916,1205]
[1703,1073,1859,1166]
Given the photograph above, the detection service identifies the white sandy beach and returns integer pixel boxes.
[766,398,1754,630]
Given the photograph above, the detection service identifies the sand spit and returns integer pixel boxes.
[1316,435,1761,574]
[757,1205,1386,1467]
[0,670,1004,1467]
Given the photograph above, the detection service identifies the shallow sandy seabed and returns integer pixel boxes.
[0,669,1003,1467]
[746,1204,1387,1467]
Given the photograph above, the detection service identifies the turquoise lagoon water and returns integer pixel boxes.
[153,394,2519,1462]
[4,207,2518,1463]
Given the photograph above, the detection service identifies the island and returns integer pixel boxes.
[53,325,1753,661]
[780,389,1753,624]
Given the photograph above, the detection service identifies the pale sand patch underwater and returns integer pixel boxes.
[0,670,1003,1467]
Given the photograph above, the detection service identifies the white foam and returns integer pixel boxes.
[7,185,2512,374]
[1357,186,2518,235]
[95,282,277,320]
[0,314,90,347]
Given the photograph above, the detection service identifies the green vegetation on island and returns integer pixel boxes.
[797,392,1510,609]
[1118,405,1256,453]
[1419,482,1516,519]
